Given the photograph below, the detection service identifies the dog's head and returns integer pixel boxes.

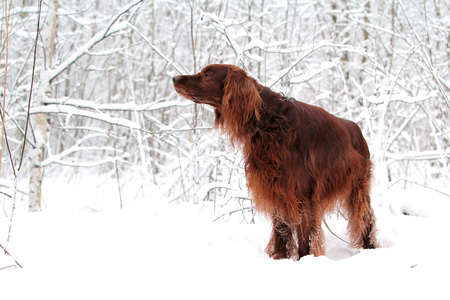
[173,64,262,134]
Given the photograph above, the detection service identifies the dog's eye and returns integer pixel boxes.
[204,72,211,78]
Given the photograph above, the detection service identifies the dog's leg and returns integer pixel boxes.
[296,217,311,259]
[299,202,325,258]
[346,177,377,249]
[309,212,326,257]
[266,217,294,259]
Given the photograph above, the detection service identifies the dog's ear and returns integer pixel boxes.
[214,109,224,129]
[222,68,262,142]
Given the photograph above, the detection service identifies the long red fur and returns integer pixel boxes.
[173,64,377,260]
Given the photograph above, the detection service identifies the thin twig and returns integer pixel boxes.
[0,0,11,178]
[323,219,349,245]
[389,178,450,198]
[0,190,12,198]
[0,113,16,176]
[112,130,123,209]
[18,0,43,172]
[6,176,19,246]
[103,0,143,38]
[127,23,186,74]
[0,265,17,271]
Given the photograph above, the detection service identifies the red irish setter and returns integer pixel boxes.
[173,64,377,260]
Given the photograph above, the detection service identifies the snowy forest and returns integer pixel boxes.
[0,0,449,298]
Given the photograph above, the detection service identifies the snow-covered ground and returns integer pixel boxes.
[1,176,449,299]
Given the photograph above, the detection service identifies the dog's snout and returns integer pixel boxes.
[173,76,182,84]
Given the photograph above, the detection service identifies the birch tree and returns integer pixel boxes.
[28,0,58,212]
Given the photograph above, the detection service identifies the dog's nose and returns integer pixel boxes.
[173,76,181,84]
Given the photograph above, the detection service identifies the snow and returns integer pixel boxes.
[1,176,449,299]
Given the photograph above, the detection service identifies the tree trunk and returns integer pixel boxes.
[29,0,58,212]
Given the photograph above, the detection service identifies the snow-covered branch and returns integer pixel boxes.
[46,1,143,82]
[43,154,124,168]
[386,149,450,162]
[30,105,142,130]
[43,98,192,112]
[267,40,332,87]
[47,22,129,82]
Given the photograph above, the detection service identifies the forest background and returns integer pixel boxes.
[0,0,449,237]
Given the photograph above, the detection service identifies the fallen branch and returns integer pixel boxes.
[0,265,17,271]
[0,243,23,269]
[213,206,254,222]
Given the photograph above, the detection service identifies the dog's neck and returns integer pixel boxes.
[253,93,296,136]
[215,84,288,144]
[254,84,287,130]
[258,85,284,110]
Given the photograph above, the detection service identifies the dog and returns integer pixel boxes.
[173,64,377,259]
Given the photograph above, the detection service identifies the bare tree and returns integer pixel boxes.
[28,0,58,212]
